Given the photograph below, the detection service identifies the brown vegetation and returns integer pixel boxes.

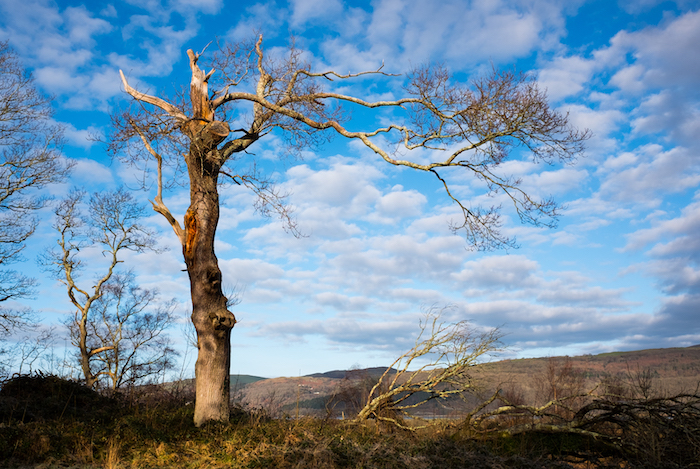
[232,346,700,420]
[1,368,699,468]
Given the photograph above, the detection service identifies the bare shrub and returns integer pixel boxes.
[355,307,502,428]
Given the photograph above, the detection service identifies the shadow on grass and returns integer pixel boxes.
[0,374,693,468]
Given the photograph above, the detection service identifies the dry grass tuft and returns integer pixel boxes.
[103,437,120,469]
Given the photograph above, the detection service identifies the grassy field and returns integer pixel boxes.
[1,373,698,468]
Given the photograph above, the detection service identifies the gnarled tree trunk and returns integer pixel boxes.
[184,159,236,426]
[183,52,236,426]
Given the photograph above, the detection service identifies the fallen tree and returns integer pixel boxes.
[466,389,700,466]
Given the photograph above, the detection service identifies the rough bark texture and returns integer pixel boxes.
[183,53,236,426]
[184,164,236,425]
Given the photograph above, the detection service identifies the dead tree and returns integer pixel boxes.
[468,390,700,465]
[113,35,588,426]
[354,307,502,428]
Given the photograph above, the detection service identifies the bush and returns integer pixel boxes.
[0,373,120,423]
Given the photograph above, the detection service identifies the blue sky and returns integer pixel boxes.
[1,0,699,378]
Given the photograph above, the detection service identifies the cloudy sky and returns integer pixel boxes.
[1,0,699,378]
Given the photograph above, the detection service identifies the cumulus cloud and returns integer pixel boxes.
[598,145,700,205]
[452,255,541,290]
[256,313,421,350]
[69,158,115,185]
[227,0,572,74]
[537,56,597,101]
[608,10,700,93]
[602,10,700,149]
[289,0,345,27]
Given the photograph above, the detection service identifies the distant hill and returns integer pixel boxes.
[168,374,266,395]
[306,367,397,380]
[230,374,267,387]
[230,345,700,418]
[475,345,700,404]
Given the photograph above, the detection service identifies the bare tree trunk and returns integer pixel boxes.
[184,165,235,425]
[78,315,97,389]
[184,57,236,425]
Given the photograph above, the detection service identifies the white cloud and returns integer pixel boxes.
[70,158,115,185]
[537,56,597,101]
[631,90,700,146]
[373,187,427,221]
[565,105,625,154]
[522,168,589,196]
[599,145,700,204]
[62,123,101,149]
[625,197,700,258]
[173,0,223,15]
[220,258,286,285]
[452,255,541,290]
[598,10,700,151]
[290,0,344,27]
[285,159,384,211]
[65,6,113,45]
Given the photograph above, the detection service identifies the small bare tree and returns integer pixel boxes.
[42,188,161,389]
[65,271,177,391]
[0,41,71,335]
[627,364,659,399]
[355,307,502,428]
[113,35,587,425]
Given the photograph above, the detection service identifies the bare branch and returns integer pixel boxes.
[119,70,187,121]
[130,121,185,246]
[42,188,161,389]
[220,168,303,238]
[0,41,71,333]
[71,271,177,391]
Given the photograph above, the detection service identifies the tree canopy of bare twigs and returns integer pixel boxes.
[65,271,177,391]
[41,188,165,389]
[0,42,71,336]
[354,307,502,428]
[113,35,587,426]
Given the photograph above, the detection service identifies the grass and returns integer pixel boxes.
[0,396,568,468]
[0,376,696,468]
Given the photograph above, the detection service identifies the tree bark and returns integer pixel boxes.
[79,313,98,389]
[184,157,236,426]
[183,52,236,426]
